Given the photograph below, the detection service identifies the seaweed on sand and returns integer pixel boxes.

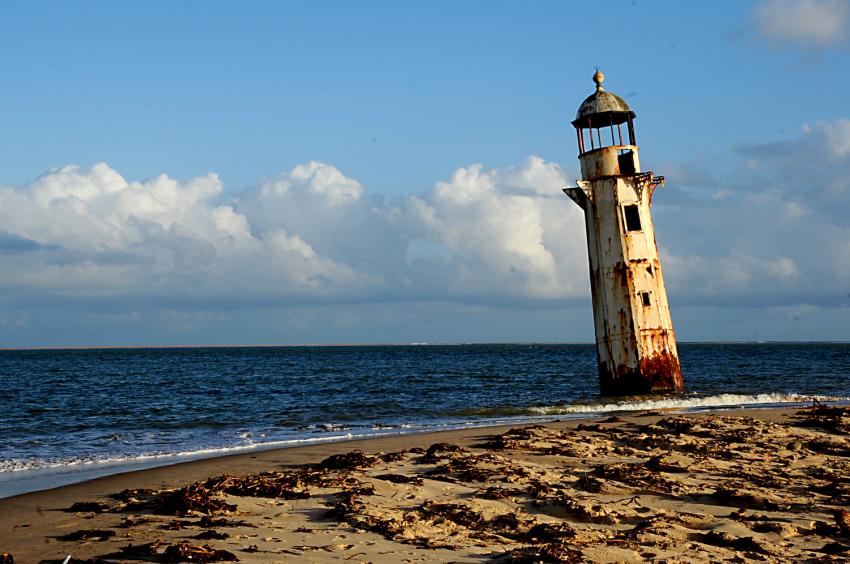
[57,528,117,541]
[524,522,577,543]
[420,442,470,463]
[204,474,310,500]
[325,490,365,520]
[65,501,112,514]
[195,516,255,528]
[793,403,850,434]
[495,542,585,563]
[373,473,424,486]
[692,530,773,555]
[419,501,487,530]
[155,484,236,516]
[161,541,238,563]
[192,530,230,540]
[315,450,378,470]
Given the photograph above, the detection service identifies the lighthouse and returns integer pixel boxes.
[564,70,683,396]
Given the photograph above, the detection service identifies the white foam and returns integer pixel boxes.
[525,393,847,415]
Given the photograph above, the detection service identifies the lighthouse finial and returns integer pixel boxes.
[593,68,605,91]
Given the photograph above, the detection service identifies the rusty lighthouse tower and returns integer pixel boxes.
[564,70,683,395]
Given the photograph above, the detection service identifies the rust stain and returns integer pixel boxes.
[599,350,683,396]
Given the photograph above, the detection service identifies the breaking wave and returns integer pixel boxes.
[454,393,849,417]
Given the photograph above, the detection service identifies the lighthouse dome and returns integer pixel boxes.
[572,69,635,128]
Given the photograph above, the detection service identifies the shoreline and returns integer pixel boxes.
[4,405,850,562]
[3,397,844,500]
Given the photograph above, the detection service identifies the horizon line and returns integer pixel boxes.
[1,340,848,351]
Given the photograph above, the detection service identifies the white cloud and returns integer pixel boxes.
[752,0,850,48]
[402,157,587,299]
[1,128,850,344]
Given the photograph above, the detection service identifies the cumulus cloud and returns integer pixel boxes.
[401,157,587,300]
[1,125,849,343]
[751,0,850,48]
[0,157,587,312]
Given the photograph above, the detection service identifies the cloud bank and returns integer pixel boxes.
[1,121,849,342]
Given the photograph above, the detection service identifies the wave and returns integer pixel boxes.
[454,393,849,417]
[2,393,846,482]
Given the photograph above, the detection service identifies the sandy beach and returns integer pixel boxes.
[2,405,849,563]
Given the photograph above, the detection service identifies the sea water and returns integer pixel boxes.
[1,343,848,497]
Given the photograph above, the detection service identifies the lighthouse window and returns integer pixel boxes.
[640,292,651,307]
[624,205,642,232]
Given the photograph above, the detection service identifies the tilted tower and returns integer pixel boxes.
[564,70,683,395]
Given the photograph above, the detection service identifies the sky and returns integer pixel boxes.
[1,0,849,346]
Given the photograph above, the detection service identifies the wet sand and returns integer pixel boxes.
[2,405,850,563]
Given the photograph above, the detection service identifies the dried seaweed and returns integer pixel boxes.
[497,542,585,563]
[818,542,850,554]
[161,541,238,563]
[66,501,111,513]
[325,490,364,520]
[793,403,850,434]
[373,473,423,485]
[592,463,681,493]
[419,501,486,530]
[525,522,577,543]
[204,474,310,500]
[806,439,850,457]
[644,454,692,473]
[836,509,850,536]
[420,442,469,463]
[155,484,236,516]
[102,541,167,559]
[707,487,782,511]
[116,516,156,528]
[195,516,255,528]
[192,530,230,540]
[379,451,407,463]
[574,473,607,493]
[551,494,618,524]
[315,450,378,470]
[475,486,516,500]
[693,530,772,554]
[57,528,117,541]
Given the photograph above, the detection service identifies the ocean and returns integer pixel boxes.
[1,343,848,498]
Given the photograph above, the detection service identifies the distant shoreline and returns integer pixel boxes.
[2,340,848,351]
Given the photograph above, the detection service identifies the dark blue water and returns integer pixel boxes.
[1,343,848,495]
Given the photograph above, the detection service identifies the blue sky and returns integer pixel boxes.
[1,0,849,346]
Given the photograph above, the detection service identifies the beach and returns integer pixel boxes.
[2,404,849,563]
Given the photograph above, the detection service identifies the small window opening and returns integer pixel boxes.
[624,205,642,232]
[646,265,653,275]
[640,292,651,307]
[618,151,636,175]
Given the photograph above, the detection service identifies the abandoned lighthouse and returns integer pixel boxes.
[564,70,684,396]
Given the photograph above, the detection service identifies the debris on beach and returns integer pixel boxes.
[156,484,237,516]
[315,449,378,470]
[161,541,238,563]
[32,410,850,562]
[794,402,850,434]
[204,473,310,500]
[57,529,117,541]
[65,501,111,514]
